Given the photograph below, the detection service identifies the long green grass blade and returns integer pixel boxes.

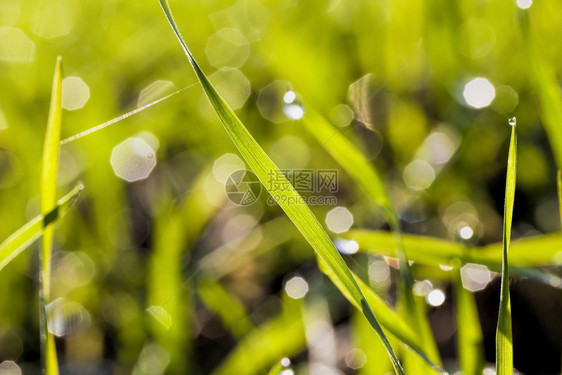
[496,120,517,375]
[301,109,439,371]
[0,183,83,271]
[157,1,405,373]
[40,56,63,375]
[455,272,485,375]
[344,230,561,269]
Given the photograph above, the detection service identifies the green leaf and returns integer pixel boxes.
[455,272,485,375]
[0,183,83,271]
[40,56,64,375]
[496,121,516,375]
[157,1,404,373]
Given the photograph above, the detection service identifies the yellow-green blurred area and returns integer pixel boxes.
[0,0,561,374]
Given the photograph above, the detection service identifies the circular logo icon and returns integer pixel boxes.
[225,170,261,205]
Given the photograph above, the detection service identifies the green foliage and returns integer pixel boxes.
[40,57,64,375]
[496,121,517,375]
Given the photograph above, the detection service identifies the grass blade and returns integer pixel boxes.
[0,183,83,271]
[344,230,561,274]
[301,110,396,223]
[40,56,63,375]
[455,272,485,375]
[302,109,441,371]
[157,1,405,373]
[353,273,441,370]
[496,119,517,374]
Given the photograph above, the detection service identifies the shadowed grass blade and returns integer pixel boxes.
[496,119,517,375]
[0,183,83,271]
[157,1,405,372]
[40,56,63,375]
[455,272,485,375]
[302,109,440,371]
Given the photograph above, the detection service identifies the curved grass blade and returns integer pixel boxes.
[455,272,485,375]
[40,56,63,375]
[302,109,441,371]
[157,1,404,373]
[0,183,83,271]
[496,119,517,375]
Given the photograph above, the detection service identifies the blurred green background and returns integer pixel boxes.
[0,0,561,374]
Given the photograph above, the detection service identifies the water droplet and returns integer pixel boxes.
[508,117,517,127]
[282,90,305,120]
[283,103,305,120]
[257,80,293,123]
[281,358,291,367]
[283,90,297,104]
